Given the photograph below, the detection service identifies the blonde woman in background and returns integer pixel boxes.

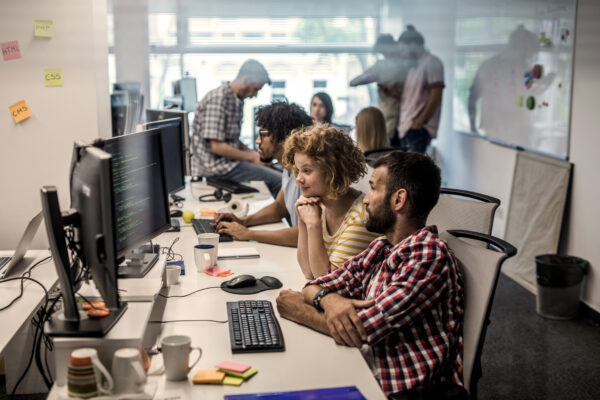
[282,125,380,279]
[355,106,389,152]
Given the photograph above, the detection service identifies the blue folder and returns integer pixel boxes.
[224,386,366,400]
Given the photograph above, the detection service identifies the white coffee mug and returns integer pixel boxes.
[197,233,219,258]
[194,244,215,271]
[111,348,146,394]
[166,265,181,285]
[160,335,202,381]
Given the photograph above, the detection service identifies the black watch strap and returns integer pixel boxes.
[313,288,331,312]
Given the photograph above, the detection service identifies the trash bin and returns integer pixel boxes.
[535,254,589,320]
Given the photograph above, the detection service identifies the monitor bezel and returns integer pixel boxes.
[143,117,186,194]
[145,108,191,176]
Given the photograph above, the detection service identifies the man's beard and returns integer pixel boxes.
[366,200,396,234]
[259,155,273,163]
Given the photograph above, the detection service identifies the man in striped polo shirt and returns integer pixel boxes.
[276,151,464,397]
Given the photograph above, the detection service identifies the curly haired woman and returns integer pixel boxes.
[282,125,380,279]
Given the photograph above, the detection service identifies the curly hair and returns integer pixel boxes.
[282,124,366,199]
[254,101,313,144]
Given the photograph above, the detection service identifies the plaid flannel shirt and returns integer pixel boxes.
[191,83,244,176]
[308,226,464,396]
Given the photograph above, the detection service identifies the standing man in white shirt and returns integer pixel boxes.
[385,25,445,153]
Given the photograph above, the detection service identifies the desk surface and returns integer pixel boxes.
[48,181,386,399]
[0,249,56,355]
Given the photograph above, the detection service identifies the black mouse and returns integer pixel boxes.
[226,274,257,289]
[260,276,282,289]
[170,210,183,218]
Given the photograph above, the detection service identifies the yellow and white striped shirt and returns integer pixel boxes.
[321,193,381,270]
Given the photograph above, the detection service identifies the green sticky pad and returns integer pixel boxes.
[219,367,258,380]
[222,376,244,386]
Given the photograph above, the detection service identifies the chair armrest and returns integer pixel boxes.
[447,229,517,257]
[440,188,500,204]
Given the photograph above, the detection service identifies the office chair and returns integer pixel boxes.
[427,189,500,245]
[390,230,517,400]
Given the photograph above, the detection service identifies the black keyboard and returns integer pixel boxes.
[191,219,233,242]
[227,300,285,353]
[0,256,11,270]
[205,176,259,194]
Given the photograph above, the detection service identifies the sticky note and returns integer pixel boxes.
[215,361,251,374]
[34,20,54,37]
[205,266,232,277]
[219,367,258,380]
[1,41,21,61]
[222,376,244,386]
[192,369,225,384]
[44,68,63,87]
[9,100,32,123]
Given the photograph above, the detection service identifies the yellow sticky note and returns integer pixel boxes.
[9,100,32,123]
[34,20,54,37]
[222,376,244,386]
[44,68,63,87]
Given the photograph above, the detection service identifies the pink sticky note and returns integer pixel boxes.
[1,41,21,61]
[215,361,251,373]
[205,266,232,277]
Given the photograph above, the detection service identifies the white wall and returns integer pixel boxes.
[438,0,600,312]
[564,0,600,311]
[0,0,110,250]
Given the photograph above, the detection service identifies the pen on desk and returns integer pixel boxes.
[242,195,254,199]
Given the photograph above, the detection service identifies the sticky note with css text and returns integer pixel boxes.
[44,68,63,86]
[9,100,33,123]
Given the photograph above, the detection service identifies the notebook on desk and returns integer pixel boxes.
[0,212,43,279]
[224,386,366,399]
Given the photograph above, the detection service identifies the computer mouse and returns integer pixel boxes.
[170,209,183,218]
[260,276,282,289]
[225,274,257,289]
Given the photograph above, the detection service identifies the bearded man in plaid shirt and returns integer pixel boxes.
[190,59,282,197]
[276,151,464,398]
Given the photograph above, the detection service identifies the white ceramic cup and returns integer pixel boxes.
[194,244,215,271]
[111,348,146,394]
[160,335,202,381]
[197,233,219,259]
[166,265,181,285]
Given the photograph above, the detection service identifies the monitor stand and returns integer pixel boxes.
[45,303,128,337]
[117,245,160,278]
[166,218,180,232]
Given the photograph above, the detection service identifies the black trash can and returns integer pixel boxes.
[535,254,589,320]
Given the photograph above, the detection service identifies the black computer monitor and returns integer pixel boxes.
[40,130,171,336]
[114,81,144,134]
[143,118,186,194]
[146,108,191,176]
[173,77,197,112]
[111,91,129,137]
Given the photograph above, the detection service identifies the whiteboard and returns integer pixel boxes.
[453,0,576,159]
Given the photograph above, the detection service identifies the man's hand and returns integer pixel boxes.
[321,293,374,347]
[216,221,252,241]
[410,118,425,130]
[214,212,242,225]
[276,289,306,323]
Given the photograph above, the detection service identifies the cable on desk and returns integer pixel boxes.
[158,286,220,298]
[160,237,183,262]
[148,319,227,324]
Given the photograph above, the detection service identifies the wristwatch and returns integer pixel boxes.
[313,288,331,312]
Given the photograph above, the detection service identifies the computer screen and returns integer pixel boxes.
[102,129,171,256]
[146,108,191,176]
[114,81,144,134]
[173,77,198,112]
[143,118,185,194]
[111,91,129,137]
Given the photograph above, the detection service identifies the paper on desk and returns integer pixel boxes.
[218,246,260,260]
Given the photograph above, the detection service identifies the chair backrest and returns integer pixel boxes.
[428,189,500,243]
[440,230,516,398]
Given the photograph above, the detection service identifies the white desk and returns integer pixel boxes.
[0,250,57,355]
[47,181,386,399]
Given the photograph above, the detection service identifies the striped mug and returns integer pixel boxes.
[67,348,113,398]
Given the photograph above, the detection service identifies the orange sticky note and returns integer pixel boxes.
[9,100,32,123]
[192,369,225,384]
[1,40,21,61]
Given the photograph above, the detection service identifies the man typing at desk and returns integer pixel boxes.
[276,151,464,397]
[214,101,312,247]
